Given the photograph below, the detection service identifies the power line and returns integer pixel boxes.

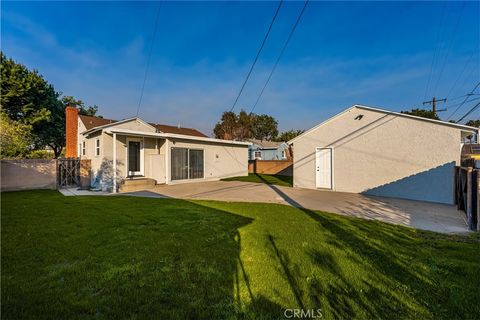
[457,101,480,123]
[423,97,447,114]
[229,0,284,112]
[249,0,309,115]
[136,1,163,117]
[444,96,480,109]
[423,3,447,101]
[431,1,466,96]
[448,92,479,103]
[446,51,475,99]
[447,81,480,120]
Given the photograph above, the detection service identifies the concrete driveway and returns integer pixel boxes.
[122,180,468,234]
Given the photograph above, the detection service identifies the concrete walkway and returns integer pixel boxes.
[121,180,469,234]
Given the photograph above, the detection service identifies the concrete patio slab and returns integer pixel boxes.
[59,188,109,196]
[121,180,469,234]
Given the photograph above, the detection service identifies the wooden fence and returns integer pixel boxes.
[248,160,293,176]
[454,166,480,231]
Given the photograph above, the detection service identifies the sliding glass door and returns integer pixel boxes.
[171,148,204,181]
[189,149,204,179]
[171,148,189,180]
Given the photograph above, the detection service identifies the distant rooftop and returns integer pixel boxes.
[246,139,285,149]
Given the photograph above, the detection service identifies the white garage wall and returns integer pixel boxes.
[293,107,469,204]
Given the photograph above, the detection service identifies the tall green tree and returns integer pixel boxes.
[400,108,439,120]
[214,111,239,140]
[1,52,65,157]
[236,110,253,141]
[251,114,278,141]
[1,52,53,124]
[213,110,279,141]
[275,129,305,142]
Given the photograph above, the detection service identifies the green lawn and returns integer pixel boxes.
[2,190,479,319]
[222,173,293,187]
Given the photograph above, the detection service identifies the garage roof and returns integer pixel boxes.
[288,104,479,144]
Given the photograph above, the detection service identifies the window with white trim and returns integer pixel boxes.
[254,151,262,159]
[281,150,286,159]
[82,141,86,156]
[95,138,100,156]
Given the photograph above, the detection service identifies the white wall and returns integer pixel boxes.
[82,130,248,190]
[167,138,248,183]
[293,107,470,204]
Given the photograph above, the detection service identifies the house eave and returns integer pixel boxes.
[81,117,157,136]
[103,128,252,146]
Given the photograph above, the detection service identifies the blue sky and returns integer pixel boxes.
[2,1,479,135]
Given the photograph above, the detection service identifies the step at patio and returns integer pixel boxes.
[119,178,156,192]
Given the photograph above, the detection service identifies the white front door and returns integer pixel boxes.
[315,148,332,189]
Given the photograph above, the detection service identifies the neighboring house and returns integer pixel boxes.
[247,139,290,160]
[289,105,479,204]
[65,106,250,192]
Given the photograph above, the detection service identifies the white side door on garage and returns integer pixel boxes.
[315,148,333,189]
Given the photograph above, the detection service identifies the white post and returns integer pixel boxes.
[112,133,117,193]
[165,139,170,184]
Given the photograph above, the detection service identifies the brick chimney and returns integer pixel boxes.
[65,105,78,158]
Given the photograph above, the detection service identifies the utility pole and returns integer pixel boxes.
[423,97,447,114]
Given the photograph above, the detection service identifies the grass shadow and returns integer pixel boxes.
[2,190,278,319]
[253,176,478,319]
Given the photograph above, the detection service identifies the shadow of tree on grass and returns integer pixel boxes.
[252,174,475,319]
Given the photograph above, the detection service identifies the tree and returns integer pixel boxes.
[275,129,305,142]
[213,110,279,141]
[214,111,238,140]
[1,52,53,124]
[1,52,66,157]
[35,99,65,158]
[400,108,439,120]
[236,110,253,141]
[466,120,480,127]
[251,114,278,141]
[61,96,100,117]
[0,111,33,158]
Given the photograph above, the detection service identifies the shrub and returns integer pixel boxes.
[26,150,55,159]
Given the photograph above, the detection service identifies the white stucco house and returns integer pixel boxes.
[65,106,249,192]
[289,105,479,204]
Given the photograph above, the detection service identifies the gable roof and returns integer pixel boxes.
[288,104,479,144]
[79,115,207,137]
[79,115,116,130]
[151,123,207,137]
[246,139,286,149]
